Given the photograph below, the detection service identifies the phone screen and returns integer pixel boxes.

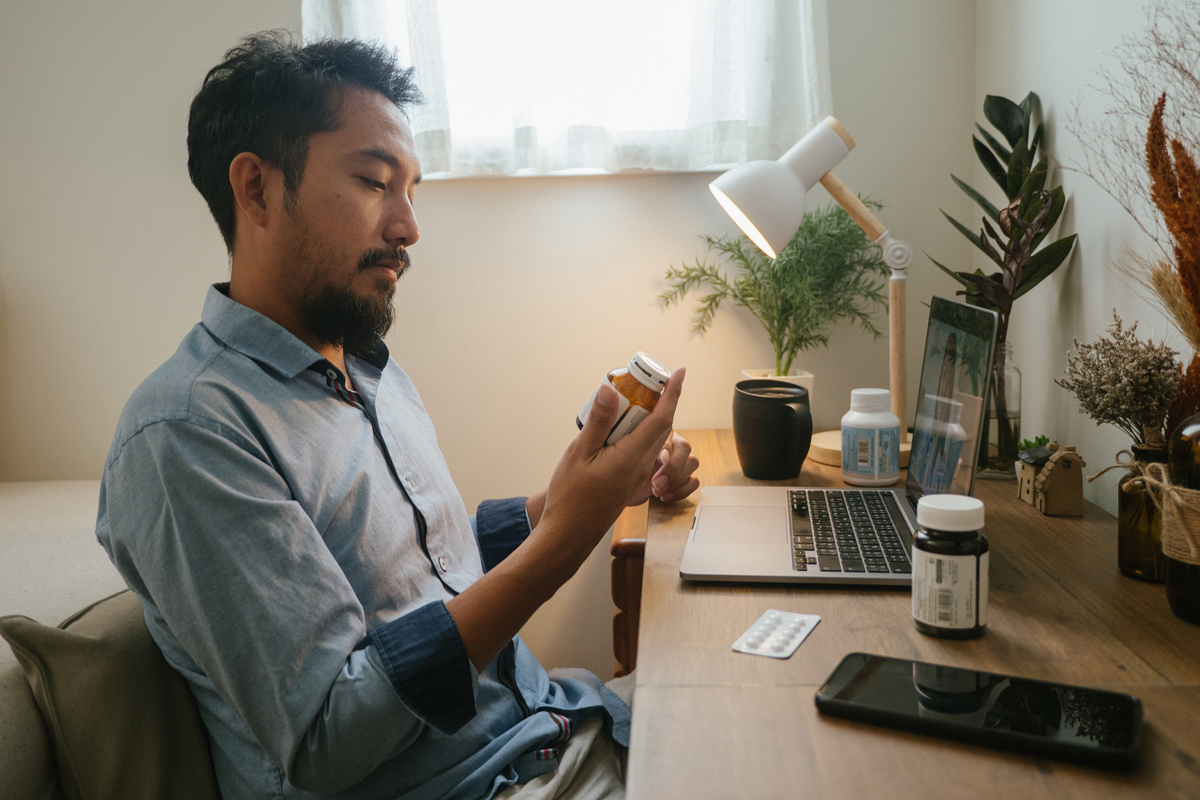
[815,653,1142,768]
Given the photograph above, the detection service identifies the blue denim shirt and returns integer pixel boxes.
[95,284,629,800]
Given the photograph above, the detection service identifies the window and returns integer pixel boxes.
[303,0,831,178]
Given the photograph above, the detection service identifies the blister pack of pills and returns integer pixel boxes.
[731,609,820,659]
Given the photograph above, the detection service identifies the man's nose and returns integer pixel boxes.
[383,196,420,248]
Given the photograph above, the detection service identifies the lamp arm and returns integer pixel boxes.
[818,169,912,429]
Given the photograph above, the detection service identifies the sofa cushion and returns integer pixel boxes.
[0,589,220,800]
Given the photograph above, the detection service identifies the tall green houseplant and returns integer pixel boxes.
[662,200,889,377]
[929,92,1077,475]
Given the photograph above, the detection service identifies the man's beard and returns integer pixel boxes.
[292,229,410,358]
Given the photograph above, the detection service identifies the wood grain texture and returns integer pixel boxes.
[889,275,907,425]
[818,171,887,240]
[611,503,648,675]
[624,429,1200,798]
[627,685,1200,800]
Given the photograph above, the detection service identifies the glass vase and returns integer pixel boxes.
[1117,446,1167,583]
[1166,413,1200,624]
[977,342,1021,479]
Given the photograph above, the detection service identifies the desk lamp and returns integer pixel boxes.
[709,116,913,465]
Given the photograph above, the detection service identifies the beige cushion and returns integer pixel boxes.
[0,590,220,800]
[0,663,63,800]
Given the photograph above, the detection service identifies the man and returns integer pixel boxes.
[97,32,698,800]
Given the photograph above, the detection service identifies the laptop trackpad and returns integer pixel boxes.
[693,505,786,545]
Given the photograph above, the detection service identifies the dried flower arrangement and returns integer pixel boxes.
[1068,2,1200,435]
[1055,310,1180,450]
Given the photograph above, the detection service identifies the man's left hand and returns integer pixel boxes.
[627,432,699,506]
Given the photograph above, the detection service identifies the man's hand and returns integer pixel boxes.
[447,368,685,671]
[536,367,686,565]
[626,432,700,506]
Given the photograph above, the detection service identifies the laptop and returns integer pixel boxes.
[679,296,999,586]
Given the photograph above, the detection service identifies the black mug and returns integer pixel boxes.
[733,380,813,480]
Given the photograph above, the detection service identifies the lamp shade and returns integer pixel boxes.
[709,160,806,259]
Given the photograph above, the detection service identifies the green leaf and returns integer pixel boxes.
[951,175,1000,222]
[1030,122,1044,154]
[1013,234,1076,300]
[974,136,1008,194]
[1019,92,1040,137]
[941,210,991,257]
[1029,186,1065,251]
[1006,137,1031,200]
[984,94,1025,147]
[926,253,967,284]
[1018,156,1048,208]
[975,124,1011,164]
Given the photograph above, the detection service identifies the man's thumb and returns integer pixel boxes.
[579,383,620,449]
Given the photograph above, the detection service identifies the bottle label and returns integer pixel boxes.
[910,430,966,494]
[577,383,648,446]
[842,425,900,477]
[912,550,988,629]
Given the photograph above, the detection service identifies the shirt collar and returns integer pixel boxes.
[200,283,391,378]
[200,283,327,379]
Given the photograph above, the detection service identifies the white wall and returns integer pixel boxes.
[0,0,978,677]
[974,0,1169,516]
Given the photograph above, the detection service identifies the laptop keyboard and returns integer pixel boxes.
[789,490,912,574]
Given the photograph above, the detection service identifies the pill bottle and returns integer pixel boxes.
[576,352,670,446]
[840,388,900,486]
[911,495,988,640]
[909,395,966,495]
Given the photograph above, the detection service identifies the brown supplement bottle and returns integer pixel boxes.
[576,352,670,446]
[911,495,988,640]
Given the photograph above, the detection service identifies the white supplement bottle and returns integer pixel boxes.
[909,395,966,494]
[841,388,901,486]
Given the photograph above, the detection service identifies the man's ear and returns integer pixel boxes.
[229,152,273,232]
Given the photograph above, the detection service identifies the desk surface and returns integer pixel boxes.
[625,430,1200,799]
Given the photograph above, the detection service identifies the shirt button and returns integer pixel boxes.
[438,556,448,572]
[326,369,338,379]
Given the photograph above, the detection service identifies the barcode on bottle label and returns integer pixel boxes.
[912,551,989,629]
[936,589,954,622]
[842,426,900,478]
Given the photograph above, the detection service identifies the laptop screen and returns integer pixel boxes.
[905,297,998,505]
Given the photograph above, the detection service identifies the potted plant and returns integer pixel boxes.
[929,92,1078,478]
[1055,310,1180,581]
[661,200,890,402]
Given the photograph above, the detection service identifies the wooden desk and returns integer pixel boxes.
[617,429,1200,799]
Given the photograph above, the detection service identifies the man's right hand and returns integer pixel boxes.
[446,367,684,670]
[534,367,685,569]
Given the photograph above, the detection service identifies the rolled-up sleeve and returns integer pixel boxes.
[474,497,532,572]
[100,418,476,793]
[368,600,477,732]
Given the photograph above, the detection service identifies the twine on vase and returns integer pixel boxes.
[1133,463,1200,566]
[1086,450,1141,487]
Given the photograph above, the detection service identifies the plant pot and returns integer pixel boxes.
[740,369,814,404]
[977,343,1021,480]
[1117,446,1167,583]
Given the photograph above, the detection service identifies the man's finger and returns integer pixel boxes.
[577,383,620,452]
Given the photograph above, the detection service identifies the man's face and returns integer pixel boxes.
[277,88,422,356]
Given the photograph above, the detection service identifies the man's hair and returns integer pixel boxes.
[187,31,422,253]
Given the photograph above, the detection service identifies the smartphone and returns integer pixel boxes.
[814,652,1142,769]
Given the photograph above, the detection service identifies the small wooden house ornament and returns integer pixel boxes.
[1016,443,1085,517]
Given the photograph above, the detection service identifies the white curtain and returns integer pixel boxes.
[302,0,831,178]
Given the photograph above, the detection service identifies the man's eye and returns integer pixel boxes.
[360,177,386,191]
